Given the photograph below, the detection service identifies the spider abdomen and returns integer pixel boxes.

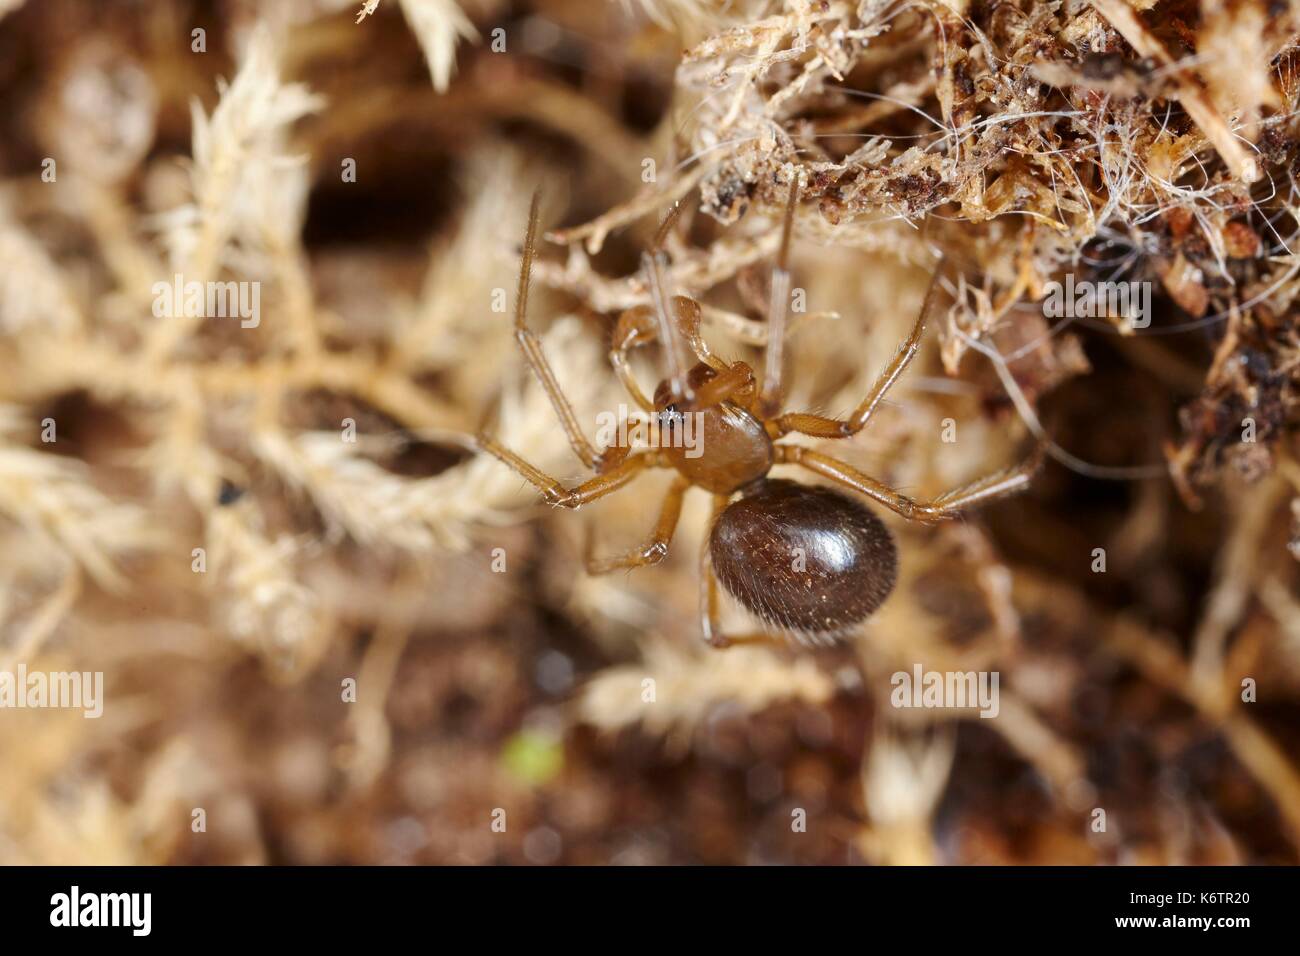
[709,478,898,636]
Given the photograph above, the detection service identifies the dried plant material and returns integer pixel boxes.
[2,0,1300,870]
[1198,1,1281,138]
[1090,0,1258,183]
[622,0,717,38]
[0,203,84,332]
[0,440,149,590]
[149,27,323,361]
[578,641,834,738]
[0,567,80,673]
[356,0,478,92]
[1168,303,1298,503]
[207,501,329,673]
[858,729,954,865]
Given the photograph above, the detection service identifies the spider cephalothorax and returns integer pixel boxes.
[477,183,1039,648]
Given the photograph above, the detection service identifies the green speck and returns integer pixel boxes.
[501,729,564,786]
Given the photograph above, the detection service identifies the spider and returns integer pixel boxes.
[476,182,1040,648]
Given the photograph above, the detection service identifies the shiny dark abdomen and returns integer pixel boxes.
[709,478,898,634]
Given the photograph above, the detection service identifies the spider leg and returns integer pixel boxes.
[586,476,689,574]
[688,362,756,410]
[644,250,696,404]
[756,178,801,419]
[775,444,1040,523]
[476,434,658,508]
[610,297,725,415]
[768,260,943,440]
[608,310,657,414]
[643,200,725,372]
[513,191,601,470]
[670,296,725,371]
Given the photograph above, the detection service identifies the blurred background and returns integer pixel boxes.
[0,0,1298,864]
